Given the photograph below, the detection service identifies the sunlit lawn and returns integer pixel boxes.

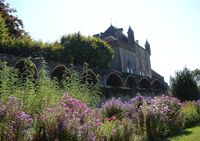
[165,124,200,141]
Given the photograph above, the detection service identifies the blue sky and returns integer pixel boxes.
[7,0,200,83]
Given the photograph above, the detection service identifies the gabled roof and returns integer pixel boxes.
[104,25,118,35]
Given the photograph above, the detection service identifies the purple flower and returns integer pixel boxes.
[41,93,101,140]
[89,132,95,141]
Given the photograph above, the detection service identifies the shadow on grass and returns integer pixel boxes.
[163,124,200,141]
[163,130,192,141]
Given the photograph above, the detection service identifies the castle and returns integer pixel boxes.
[94,25,167,97]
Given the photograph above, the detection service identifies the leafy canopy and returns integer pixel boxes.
[170,67,200,101]
[61,32,114,69]
[0,13,9,44]
[0,0,28,38]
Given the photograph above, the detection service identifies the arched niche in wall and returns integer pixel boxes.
[138,77,150,89]
[51,65,70,83]
[106,72,123,87]
[82,69,98,86]
[125,75,137,88]
[14,58,38,80]
[151,79,162,90]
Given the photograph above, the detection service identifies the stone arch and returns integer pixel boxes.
[151,79,162,90]
[125,75,137,88]
[106,72,123,87]
[82,69,98,86]
[14,58,38,80]
[51,65,70,83]
[138,77,150,89]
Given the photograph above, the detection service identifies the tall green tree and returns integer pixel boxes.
[170,67,200,101]
[60,33,113,69]
[0,13,9,45]
[0,0,28,38]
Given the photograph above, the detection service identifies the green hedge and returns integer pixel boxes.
[0,32,113,69]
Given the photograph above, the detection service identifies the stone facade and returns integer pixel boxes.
[0,25,168,98]
[94,25,168,96]
[95,25,152,77]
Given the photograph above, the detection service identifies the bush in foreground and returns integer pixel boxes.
[181,101,200,128]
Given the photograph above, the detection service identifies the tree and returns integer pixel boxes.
[170,67,200,101]
[60,33,113,69]
[0,0,28,38]
[192,69,200,85]
[0,13,9,44]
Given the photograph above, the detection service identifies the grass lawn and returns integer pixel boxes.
[165,125,200,141]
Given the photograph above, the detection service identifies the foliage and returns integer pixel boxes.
[0,14,9,45]
[62,65,101,108]
[170,67,200,101]
[146,96,183,141]
[192,68,200,86]
[51,64,70,84]
[0,97,32,141]
[33,93,100,141]
[1,37,63,61]
[96,118,135,141]
[1,61,200,141]
[0,88,200,141]
[196,100,200,114]
[0,62,18,100]
[14,58,38,81]
[82,64,98,86]
[181,101,200,128]
[0,60,101,113]
[0,0,27,38]
[100,95,184,141]
[100,97,128,119]
[0,33,113,70]
[0,3,113,69]
[60,32,114,69]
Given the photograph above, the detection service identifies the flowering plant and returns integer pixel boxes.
[100,97,128,119]
[37,93,100,140]
[0,97,32,141]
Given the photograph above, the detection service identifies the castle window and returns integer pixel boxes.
[130,68,133,74]
[127,67,130,73]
